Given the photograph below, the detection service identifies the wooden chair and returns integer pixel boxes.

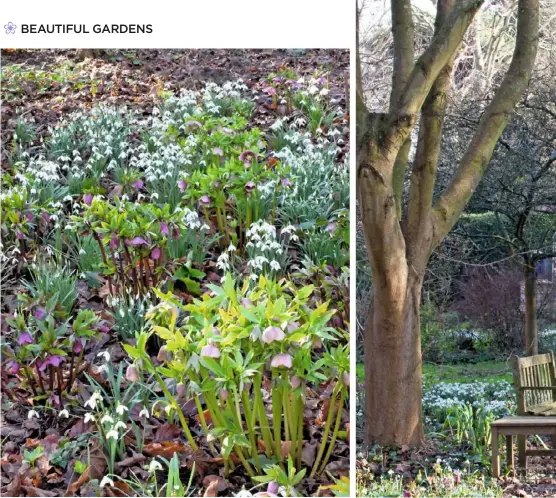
[511,352,556,470]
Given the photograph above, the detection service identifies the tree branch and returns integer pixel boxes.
[432,0,540,245]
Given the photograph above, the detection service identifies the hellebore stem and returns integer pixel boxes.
[271,369,283,462]
[93,232,114,297]
[296,389,304,469]
[193,395,217,455]
[317,385,346,475]
[242,389,261,471]
[152,369,198,450]
[310,381,342,478]
[254,372,273,458]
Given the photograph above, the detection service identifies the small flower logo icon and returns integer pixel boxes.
[5,22,17,34]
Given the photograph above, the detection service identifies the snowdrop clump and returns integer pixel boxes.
[423,380,515,419]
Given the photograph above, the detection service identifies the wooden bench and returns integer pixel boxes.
[491,417,556,477]
[501,352,556,472]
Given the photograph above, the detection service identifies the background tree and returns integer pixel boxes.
[357,0,539,446]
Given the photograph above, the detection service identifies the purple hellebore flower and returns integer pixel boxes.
[160,222,169,237]
[134,179,144,190]
[262,87,277,96]
[272,77,282,83]
[220,389,229,401]
[109,235,120,251]
[318,76,327,84]
[98,323,110,333]
[17,211,23,222]
[25,212,34,222]
[151,247,161,260]
[262,326,285,344]
[200,344,220,358]
[8,361,20,375]
[17,333,33,345]
[199,195,211,206]
[240,298,253,308]
[178,179,188,192]
[244,181,257,193]
[172,227,180,240]
[290,376,301,389]
[214,180,221,189]
[287,322,299,333]
[83,193,93,206]
[239,150,256,165]
[16,231,24,240]
[271,353,293,369]
[125,236,149,247]
[74,339,84,354]
[34,308,46,320]
[326,222,337,235]
[281,178,292,187]
[39,355,64,371]
[268,482,280,495]
[212,147,223,156]
[43,211,51,223]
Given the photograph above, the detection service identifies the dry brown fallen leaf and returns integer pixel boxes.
[143,441,187,457]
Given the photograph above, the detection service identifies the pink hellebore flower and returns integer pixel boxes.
[17,333,33,345]
[290,376,301,389]
[34,308,46,320]
[220,389,229,401]
[134,179,144,190]
[178,179,188,192]
[281,178,292,187]
[160,222,169,237]
[262,326,285,344]
[83,193,93,206]
[201,344,220,358]
[199,195,211,206]
[245,181,257,194]
[125,236,149,247]
[151,247,161,260]
[262,87,277,96]
[267,482,279,495]
[212,147,223,156]
[270,353,293,369]
[74,339,84,354]
[126,364,140,382]
[16,231,24,240]
[109,235,120,251]
[239,150,256,165]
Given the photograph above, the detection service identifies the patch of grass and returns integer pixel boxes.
[356,360,513,385]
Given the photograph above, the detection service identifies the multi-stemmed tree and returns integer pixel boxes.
[357,0,539,446]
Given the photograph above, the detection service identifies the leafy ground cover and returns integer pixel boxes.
[0,49,350,497]
[357,359,556,497]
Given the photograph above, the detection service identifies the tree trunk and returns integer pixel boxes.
[524,261,538,355]
[364,271,425,446]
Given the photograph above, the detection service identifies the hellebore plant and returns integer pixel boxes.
[124,273,347,479]
[3,305,101,405]
[68,198,198,298]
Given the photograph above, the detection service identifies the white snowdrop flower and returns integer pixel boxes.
[116,404,128,415]
[106,429,119,440]
[84,413,95,424]
[59,409,69,418]
[79,248,86,255]
[148,460,163,472]
[151,192,159,200]
[227,244,237,252]
[139,407,150,418]
[270,260,281,272]
[250,274,258,282]
[97,351,110,362]
[28,410,39,419]
[320,88,329,96]
[84,391,102,409]
[101,414,114,424]
[114,421,127,430]
[100,476,114,488]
